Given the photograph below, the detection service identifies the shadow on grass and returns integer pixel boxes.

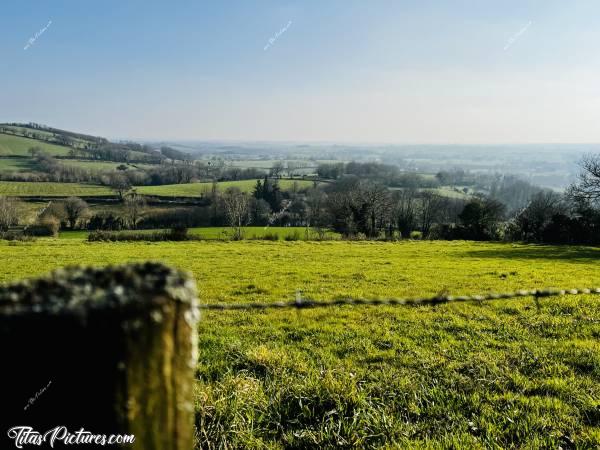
[462,243,600,262]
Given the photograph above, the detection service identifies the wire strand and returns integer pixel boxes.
[198,287,600,311]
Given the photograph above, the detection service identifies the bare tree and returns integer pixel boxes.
[0,196,21,231]
[325,179,390,237]
[123,191,146,229]
[305,188,329,236]
[568,154,600,204]
[223,188,251,240]
[354,181,392,237]
[393,189,417,238]
[419,192,445,237]
[514,191,565,241]
[107,172,131,200]
[63,197,89,229]
[269,161,285,178]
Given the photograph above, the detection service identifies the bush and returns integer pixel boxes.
[87,213,125,231]
[260,232,279,241]
[169,225,189,240]
[26,217,60,237]
[409,231,423,240]
[0,231,35,241]
[137,207,210,229]
[88,229,201,242]
[284,230,302,241]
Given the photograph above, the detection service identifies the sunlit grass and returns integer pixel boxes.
[135,179,315,196]
[1,240,599,448]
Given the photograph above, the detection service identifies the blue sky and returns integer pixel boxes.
[1,0,599,143]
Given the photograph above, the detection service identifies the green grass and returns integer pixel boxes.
[0,157,36,172]
[0,240,599,448]
[0,181,112,196]
[0,178,313,198]
[228,159,338,169]
[59,159,131,171]
[390,186,471,200]
[59,159,160,171]
[135,179,315,196]
[60,226,339,240]
[430,187,471,199]
[0,133,72,157]
[0,126,96,149]
[1,125,59,140]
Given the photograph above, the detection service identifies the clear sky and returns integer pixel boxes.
[1,0,599,143]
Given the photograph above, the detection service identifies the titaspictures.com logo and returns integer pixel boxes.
[7,426,135,448]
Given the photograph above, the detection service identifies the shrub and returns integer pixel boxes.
[88,229,201,242]
[169,225,189,240]
[0,231,35,241]
[26,217,60,237]
[87,213,125,231]
[409,231,423,240]
[284,230,302,241]
[138,207,210,229]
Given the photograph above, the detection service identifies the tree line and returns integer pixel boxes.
[2,155,600,245]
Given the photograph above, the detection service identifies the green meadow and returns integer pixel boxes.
[0,157,36,172]
[0,181,112,196]
[60,226,339,240]
[0,240,599,448]
[0,133,71,157]
[0,179,316,198]
[135,179,315,196]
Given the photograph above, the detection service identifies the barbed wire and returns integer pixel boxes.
[199,287,600,311]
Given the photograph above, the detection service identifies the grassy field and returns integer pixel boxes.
[0,181,112,196]
[60,226,339,240]
[0,240,598,448]
[135,179,316,196]
[0,133,72,157]
[0,179,314,198]
[0,126,97,149]
[0,157,36,172]
[59,159,130,171]
[389,186,471,200]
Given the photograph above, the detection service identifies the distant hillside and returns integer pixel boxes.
[0,123,164,164]
[0,133,72,157]
[0,123,106,149]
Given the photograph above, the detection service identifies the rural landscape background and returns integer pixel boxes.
[2,1,600,448]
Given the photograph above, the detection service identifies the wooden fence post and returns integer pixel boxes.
[0,262,199,449]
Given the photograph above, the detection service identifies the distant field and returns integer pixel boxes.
[60,226,340,240]
[389,186,471,199]
[135,179,315,196]
[0,181,111,197]
[59,159,132,171]
[0,241,599,448]
[430,187,471,199]
[227,159,336,169]
[1,126,58,139]
[0,157,36,172]
[0,179,314,198]
[0,126,95,149]
[0,157,157,174]
[0,133,72,157]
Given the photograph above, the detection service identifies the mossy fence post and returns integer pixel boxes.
[0,262,199,449]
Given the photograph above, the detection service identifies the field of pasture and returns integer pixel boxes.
[60,226,339,240]
[0,181,112,196]
[135,178,315,196]
[0,178,315,198]
[0,133,71,157]
[0,240,599,448]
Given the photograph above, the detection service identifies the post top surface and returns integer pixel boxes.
[0,262,198,316]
